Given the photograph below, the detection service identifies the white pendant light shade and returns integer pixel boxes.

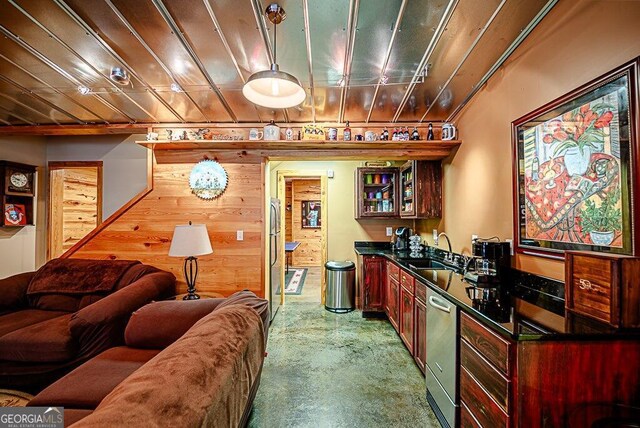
[243,3,306,109]
[243,65,306,109]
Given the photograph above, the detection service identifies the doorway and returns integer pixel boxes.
[48,162,103,259]
[277,171,328,306]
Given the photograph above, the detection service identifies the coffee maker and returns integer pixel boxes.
[393,227,412,251]
[464,239,511,285]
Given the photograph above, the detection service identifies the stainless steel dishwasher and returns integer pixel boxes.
[425,288,458,428]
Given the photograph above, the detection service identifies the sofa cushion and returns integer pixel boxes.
[29,294,83,312]
[124,299,224,349]
[29,346,160,409]
[70,305,265,428]
[0,309,68,338]
[0,272,34,309]
[0,314,76,363]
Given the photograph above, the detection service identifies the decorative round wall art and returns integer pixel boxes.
[189,160,228,200]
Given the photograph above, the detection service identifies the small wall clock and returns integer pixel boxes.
[189,160,228,200]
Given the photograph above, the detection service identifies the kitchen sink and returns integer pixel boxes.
[406,259,451,270]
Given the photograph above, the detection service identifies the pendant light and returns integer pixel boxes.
[243,3,306,109]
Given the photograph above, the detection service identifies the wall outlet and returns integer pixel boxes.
[432,229,438,242]
[505,238,513,255]
[386,227,393,237]
[237,230,244,241]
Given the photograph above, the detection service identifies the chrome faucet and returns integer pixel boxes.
[435,232,453,263]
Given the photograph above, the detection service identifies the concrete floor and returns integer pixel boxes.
[248,267,439,428]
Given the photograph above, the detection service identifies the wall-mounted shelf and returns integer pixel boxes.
[137,139,461,161]
[1,161,36,227]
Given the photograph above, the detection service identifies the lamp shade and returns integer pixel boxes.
[242,65,306,109]
[168,223,213,257]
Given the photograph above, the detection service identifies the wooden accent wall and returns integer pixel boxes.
[69,151,265,297]
[291,179,321,266]
[49,166,101,259]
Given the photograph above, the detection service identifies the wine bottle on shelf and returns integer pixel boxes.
[343,121,352,141]
[427,123,434,140]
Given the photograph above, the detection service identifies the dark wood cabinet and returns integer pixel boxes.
[565,251,640,328]
[399,283,414,354]
[355,167,399,218]
[0,161,36,227]
[359,255,385,314]
[385,261,399,331]
[399,160,442,218]
[414,293,426,374]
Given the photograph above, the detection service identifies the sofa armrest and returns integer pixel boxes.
[69,271,176,358]
[0,271,35,309]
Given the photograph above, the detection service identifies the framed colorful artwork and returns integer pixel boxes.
[512,59,639,258]
[301,201,321,228]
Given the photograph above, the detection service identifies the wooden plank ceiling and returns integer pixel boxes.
[0,0,556,127]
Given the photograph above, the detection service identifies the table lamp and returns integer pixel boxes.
[168,221,213,300]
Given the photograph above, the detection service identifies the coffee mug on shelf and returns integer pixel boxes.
[441,123,457,140]
[249,128,263,140]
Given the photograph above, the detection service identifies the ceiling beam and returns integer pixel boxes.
[8,0,160,123]
[151,0,238,122]
[0,52,107,123]
[446,0,559,122]
[0,74,83,124]
[52,0,186,123]
[0,24,133,123]
[301,0,316,122]
[202,0,263,122]
[338,0,360,123]
[365,0,409,123]
[420,0,508,122]
[392,0,459,123]
[0,124,148,136]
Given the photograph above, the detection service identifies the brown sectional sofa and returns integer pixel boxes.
[0,258,176,391]
[30,291,270,428]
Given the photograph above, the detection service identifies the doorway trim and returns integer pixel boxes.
[276,170,328,305]
[47,161,103,260]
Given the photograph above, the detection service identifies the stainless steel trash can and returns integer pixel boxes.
[325,261,356,313]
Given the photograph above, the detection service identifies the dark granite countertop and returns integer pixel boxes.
[354,242,638,340]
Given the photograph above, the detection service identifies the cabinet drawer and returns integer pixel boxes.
[415,280,427,304]
[460,366,508,428]
[460,312,512,375]
[460,400,482,428]
[387,261,400,282]
[400,269,414,293]
[460,339,509,412]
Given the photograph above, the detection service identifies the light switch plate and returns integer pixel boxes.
[327,169,334,178]
[386,227,393,237]
[237,230,244,241]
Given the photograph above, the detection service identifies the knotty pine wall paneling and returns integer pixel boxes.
[291,179,322,266]
[69,150,266,298]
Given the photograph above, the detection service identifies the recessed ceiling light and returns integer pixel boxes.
[77,85,91,95]
[110,66,130,85]
[170,82,182,92]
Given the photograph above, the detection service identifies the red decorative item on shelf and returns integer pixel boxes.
[4,203,26,226]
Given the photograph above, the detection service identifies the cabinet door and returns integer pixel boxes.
[355,167,399,218]
[388,278,399,331]
[414,298,426,374]
[399,285,414,353]
[363,256,385,312]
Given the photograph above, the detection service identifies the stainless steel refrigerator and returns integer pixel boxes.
[269,198,282,321]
